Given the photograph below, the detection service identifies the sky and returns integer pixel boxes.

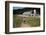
[13,7,25,10]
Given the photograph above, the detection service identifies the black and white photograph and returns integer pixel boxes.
[5,1,45,34]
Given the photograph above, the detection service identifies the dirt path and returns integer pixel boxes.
[20,23,31,27]
[17,15,31,27]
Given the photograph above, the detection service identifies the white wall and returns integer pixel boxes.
[0,0,46,35]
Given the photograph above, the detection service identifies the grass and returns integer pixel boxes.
[13,15,23,28]
[25,16,40,27]
[13,15,40,28]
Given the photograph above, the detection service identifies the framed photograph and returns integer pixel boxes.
[5,1,45,34]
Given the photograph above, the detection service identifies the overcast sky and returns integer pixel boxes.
[13,7,25,10]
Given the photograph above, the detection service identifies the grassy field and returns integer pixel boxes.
[13,15,40,28]
[25,16,40,27]
[13,15,23,28]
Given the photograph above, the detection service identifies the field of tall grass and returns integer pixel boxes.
[13,15,40,28]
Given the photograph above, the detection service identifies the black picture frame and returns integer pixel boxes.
[5,1,45,34]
